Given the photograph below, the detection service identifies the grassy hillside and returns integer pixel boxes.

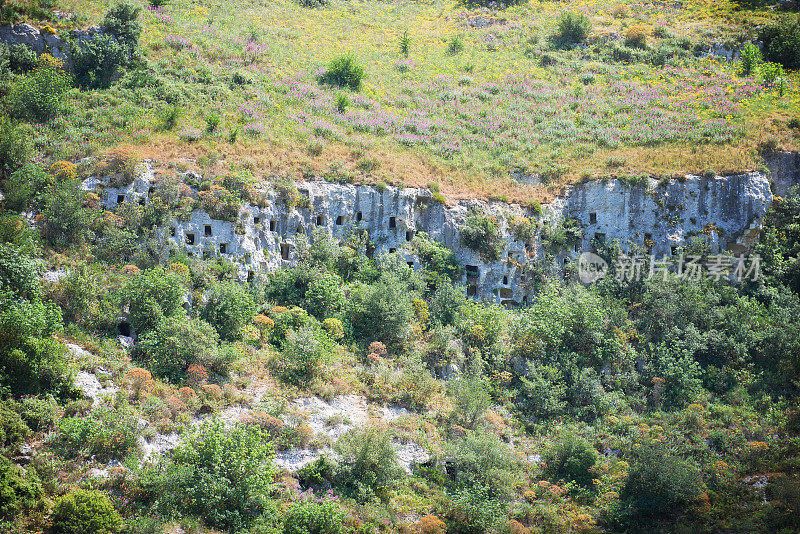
[8,0,800,201]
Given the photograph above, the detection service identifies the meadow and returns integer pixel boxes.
[30,0,800,201]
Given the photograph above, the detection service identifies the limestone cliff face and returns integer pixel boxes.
[97,163,777,305]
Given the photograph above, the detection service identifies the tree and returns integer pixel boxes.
[543,433,598,487]
[170,422,276,531]
[621,446,702,521]
[201,280,256,341]
[51,489,121,534]
[122,267,185,334]
[347,274,415,349]
[136,315,221,380]
[334,426,404,502]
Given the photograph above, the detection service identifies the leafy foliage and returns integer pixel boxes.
[319,54,366,90]
[51,489,121,534]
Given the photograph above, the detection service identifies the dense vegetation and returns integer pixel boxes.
[1,0,800,532]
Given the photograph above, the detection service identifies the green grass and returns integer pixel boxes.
[25,0,800,202]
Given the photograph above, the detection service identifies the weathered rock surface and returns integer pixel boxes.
[94,162,777,304]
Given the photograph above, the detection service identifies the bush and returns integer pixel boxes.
[448,35,465,55]
[102,2,142,54]
[168,422,276,531]
[0,243,42,300]
[0,456,42,525]
[621,446,702,520]
[460,211,502,261]
[304,271,345,319]
[274,326,335,385]
[201,281,256,341]
[0,300,72,399]
[552,12,591,48]
[0,401,29,450]
[0,43,37,78]
[136,315,222,380]
[39,177,91,248]
[444,485,506,534]
[740,42,762,76]
[412,232,463,291]
[449,430,519,497]
[333,426,404,502]
[758,15,800,71]
[6,60,70,122]
[51,489,121,534]
[50,405,140,461]
[543,433,597,487]
[71,34,128,89]
[283,498,350,534]
[347,274,415,349]
[122,267,185,334]
[625,25,648,48]
[0,116,31,179]
[319,54,366,91]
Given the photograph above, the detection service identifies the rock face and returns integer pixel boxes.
[556,173,773,256]
[766,151,800,198]
[0,23,71,66]
[0,23,106,70]
[94,162,778,304]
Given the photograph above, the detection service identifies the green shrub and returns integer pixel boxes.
[758,15,800,71]
[552,12,591,48]
[760,61,785,85]
[460,211,502,261]
[0,456,42,525]
[399,29,411,58]
[740,42,762,76]
[0,116,31,179]
[201,281,256,341]
[71,34,128,89]
[304,271,345,320]
[122,267,185,334]
[448,374,491,430]
[0,243,42,300]
[50,405,140,461]
[449,430,519,497]
[0,401,29,450]
[444,485,505,534]
[283,498,350,534]
[447,35,465,55]
[0,43,37,74]
[102,2,142,54]
[5,162,48,210]
[297,456,337,492]
[412,232,463,291]
[169,422,277,531]
[7,63,70,122]
[15,395,59,432]
[319,54,366,91]
[40,178,92,248]
[51,489,121,534]
[334,426,404,502]
[298,0,329,7]
[274,325,335,385]
[136,315,222,380]
[621,446,702,520]
[543,433,598,487]
[0,300,72,399]
[347,273,415,349]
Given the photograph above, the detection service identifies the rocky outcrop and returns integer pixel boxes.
[91,162,777,305]
[0,23,71,65]
[0,22,106,70]
[766,151,800,198]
